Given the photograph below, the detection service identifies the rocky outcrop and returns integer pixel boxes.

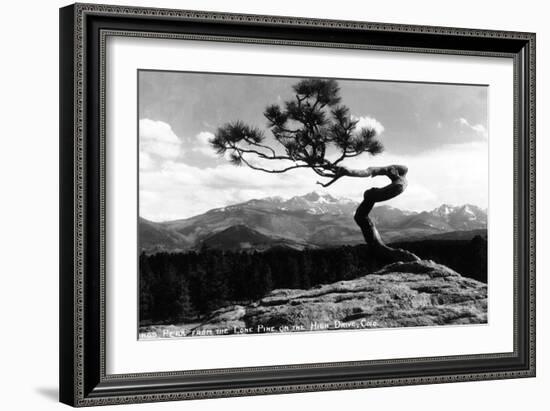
[197,260,487,333]
[141,260,487,338]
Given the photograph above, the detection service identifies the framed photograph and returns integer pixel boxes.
[59,3,535,407]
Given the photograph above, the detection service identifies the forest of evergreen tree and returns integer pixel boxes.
[139,236,487,326]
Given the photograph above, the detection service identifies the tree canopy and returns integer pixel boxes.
[210,78,384,187]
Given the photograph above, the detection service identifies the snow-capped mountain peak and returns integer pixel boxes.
[432,204,453,216]
[428,204,486,227]
[141,194,488,253]
[297,191,339,203]
[286,192,356,214]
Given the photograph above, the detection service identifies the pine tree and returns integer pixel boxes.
[175,276,197,322]
[211,78,418,262]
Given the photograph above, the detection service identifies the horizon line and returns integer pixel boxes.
[140,191,487,224]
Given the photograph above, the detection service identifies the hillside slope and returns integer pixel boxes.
[142,260,487,337]
[140,192,487,252]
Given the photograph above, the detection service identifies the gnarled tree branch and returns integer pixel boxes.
[352,165,419,262]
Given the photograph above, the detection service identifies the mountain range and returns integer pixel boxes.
[139,192,487,253]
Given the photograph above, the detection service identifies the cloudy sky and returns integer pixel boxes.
[139,70,488,222]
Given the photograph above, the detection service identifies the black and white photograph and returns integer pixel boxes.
[138,71,489,340]
[1,0,543,408]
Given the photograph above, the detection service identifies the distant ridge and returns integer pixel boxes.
[140,192,487,253]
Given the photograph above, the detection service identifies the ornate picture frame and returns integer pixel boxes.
[59,3,535,407]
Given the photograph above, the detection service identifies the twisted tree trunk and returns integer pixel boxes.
[344,165,420,263]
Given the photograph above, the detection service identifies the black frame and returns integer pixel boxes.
[60,3,536,407]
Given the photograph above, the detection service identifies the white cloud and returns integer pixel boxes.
[330,140,488,212]
[139,119,488,221]
[457,117,488,139]
[140,160,313,221]
[352,115,385,136]
[196,131,213,145]
[191,131,218,158]
[139,119,182,161]
[139,152,155,172]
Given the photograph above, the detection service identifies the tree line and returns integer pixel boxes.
[140,236,487,326]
